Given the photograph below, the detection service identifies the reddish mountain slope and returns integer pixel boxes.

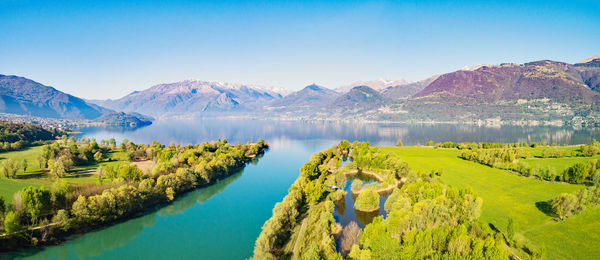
[415,61,600,104]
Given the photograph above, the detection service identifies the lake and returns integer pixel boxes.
[5,119,600,259]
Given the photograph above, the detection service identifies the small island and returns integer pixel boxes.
[353,189,379,212]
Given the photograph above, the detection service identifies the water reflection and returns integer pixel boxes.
[333,178,390,229]
[75,119,600,147]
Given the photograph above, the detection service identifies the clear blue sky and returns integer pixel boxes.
[1,0,599,99]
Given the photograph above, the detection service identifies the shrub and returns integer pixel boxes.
[354,189,380,212]
[3,211,22,233]
[552,193,578,219]
[384,188,411,213]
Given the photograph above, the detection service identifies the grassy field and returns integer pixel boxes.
[0,146,131,202]
[382,146,597,260]
[522,155,600,174]
[0,179,42,203]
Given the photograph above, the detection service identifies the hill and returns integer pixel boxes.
[330,85,395,112]
[92,112,153,127]
[0,120,59,144]
[0,75,108,120]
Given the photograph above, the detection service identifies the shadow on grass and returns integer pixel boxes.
[64,172,95,179]
[535,200,558,217]
[17,171,47,179]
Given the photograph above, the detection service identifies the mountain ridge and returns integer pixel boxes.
[0,75,107,120]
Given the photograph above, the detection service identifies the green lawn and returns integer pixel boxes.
[382,146,594,260]
[0,146,45,173]
[0,146,130,201]
[0,179,41,202]
[524,206,600,260]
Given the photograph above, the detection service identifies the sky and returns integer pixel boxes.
[0,0,599,99]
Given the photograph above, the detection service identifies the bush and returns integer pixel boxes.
[384,188,411,213]
[552,193,578,219]
[4,211,22,233]
[354,189,380,212]
[563,163,588,184]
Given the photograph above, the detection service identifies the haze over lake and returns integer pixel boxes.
[5,119,599,259]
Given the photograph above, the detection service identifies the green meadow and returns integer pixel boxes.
[0,146,132,202]
[382,146,599,260]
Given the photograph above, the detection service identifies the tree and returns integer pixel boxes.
[40,144,55,168]
[304,180,325,204]
[301,162,319,179]
[165,187,175,201]
[552,193,578,219]
[97,165,104,184]
[52,209,70,231]
[36,155,45,168]
[396,138,403,147]
[94,151,103,162]
[21,158,27,173]
[1,159,17,178]
[563,163,588,184]
[426,140,434,146]
[354,189,380,212]
[52,180,71,209]
[49,159,65,178]
[21,186,53,223]
[303,243,322,260]
[109,138,117,148]
[4,211,22,233]
[506,217,515,243]
[340,221,361,256]
[0,195,5,215]
[384,188,411,213]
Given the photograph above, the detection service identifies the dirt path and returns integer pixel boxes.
[131,160,155,172]
[291,218,308,260]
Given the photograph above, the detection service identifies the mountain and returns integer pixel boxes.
[267,84,340,111]
[382,75,440,99]
[336,78,410,93]
[414,61,600,104]
[0,75,108,120]
[330,86,395,111]
[95,80,285,117]
[93,112,153,127]
[575,55,600,68]
[577,55,600,64]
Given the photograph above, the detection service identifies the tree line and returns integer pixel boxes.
[0,121,61,153]
[460,148,600,185]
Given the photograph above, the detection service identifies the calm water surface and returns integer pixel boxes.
[6,119,600,259]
